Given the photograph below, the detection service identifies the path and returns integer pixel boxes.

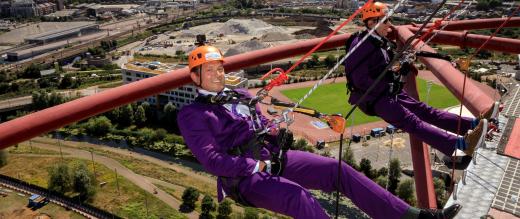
[18,141,199,219]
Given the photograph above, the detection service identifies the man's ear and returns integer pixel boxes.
[190,72,200,85]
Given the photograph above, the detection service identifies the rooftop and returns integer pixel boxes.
[123,61,184,75]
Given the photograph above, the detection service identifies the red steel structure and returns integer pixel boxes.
[0,18,519,209]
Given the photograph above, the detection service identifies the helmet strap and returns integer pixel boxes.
[196,66,203,87]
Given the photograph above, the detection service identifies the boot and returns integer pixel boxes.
[481,101,499,120]
[463,119,487,156]
[418,204,462,219]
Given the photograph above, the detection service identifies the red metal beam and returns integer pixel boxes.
[408,27,520,54]
[417,17,520,31]
[397,26,496,208]
[0,33,353,149]
[403,74,437,209]
[397,26,495,116]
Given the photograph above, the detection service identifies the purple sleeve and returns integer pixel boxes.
[178,106,257,177]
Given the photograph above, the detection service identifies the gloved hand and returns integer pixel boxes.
[271,160,283,175]
[399,61,412,76]
[276,128,294,151]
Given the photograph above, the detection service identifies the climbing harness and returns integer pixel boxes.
[195,90,294,206]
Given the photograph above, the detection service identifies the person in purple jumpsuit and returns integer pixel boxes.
[177,44,461,218]
[344,2,497,158]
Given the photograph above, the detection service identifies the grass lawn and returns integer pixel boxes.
[281,78,460,125]
[0,155,187,219]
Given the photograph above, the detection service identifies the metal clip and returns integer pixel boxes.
[282,109,294,127]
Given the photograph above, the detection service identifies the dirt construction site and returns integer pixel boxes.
[136,18,361,57]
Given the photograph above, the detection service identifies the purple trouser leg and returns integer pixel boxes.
[238,151,410,219]
[371,93,459,156]
[396,92,474,135]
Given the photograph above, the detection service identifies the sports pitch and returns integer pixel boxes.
[281,79,460,125]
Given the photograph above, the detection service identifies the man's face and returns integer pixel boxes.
[190,61,225,92]
[368,17,393,37]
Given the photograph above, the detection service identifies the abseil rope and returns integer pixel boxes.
[450,4,520,193]
[272,0,408,125]
[257,0,375,95]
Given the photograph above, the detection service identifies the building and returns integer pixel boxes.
[36,2,56,15]
[335,0,358,12]
[24,23,99,44]
[122,61,248,109]
[56,0,64,10]
[10,0,38,18]
[176,0,196,9]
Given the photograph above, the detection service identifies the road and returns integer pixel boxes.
[0,86,105,112]
[19,140,200,219]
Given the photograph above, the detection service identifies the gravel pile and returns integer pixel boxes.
[224,39,269,56]
[260,32,293,42]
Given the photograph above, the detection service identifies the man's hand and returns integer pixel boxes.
[259,161,267,172]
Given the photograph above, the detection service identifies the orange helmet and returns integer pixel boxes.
[362,2,388,21]
[188,45,224,71]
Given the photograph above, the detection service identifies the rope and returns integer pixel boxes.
[412,0,466,49]
[273,0,408,126]
[339,0,448,126]
[450,4,520,193]
[417,0,473,52]
[259,0,375,93]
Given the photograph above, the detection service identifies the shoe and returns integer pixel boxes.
[481,101,499,120]
[418,204,462,219]
[463,119,488,156]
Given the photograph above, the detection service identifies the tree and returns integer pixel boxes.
[181,187,200,213]
[140,102,155,123]
[388,158,402,194]
[85,116,113,137]
[433,177,448,207]
[48,91,64,107]
[397,179,416,206]
[359,158,373,179]
[307,54,320,68]
[48,163,71,194]
[119,104,134,127]
[0,150,7,167]
[32,91,49,110]
[134,105,147,126]
[72,163,96,201]
[233,0,264,9]
[324,54,336,68]
[23,63,41,79]
[292,139,307,151]
[217,199,233,219]
[59,74,73,89]
[375,175,388,188]
[88,47,105,57]
[200,194,216,219]
[342,145,357,170]
[244,207,259,219]
[163,102,177,128]
[377,167,388,178]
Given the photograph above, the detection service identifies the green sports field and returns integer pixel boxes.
[281,79,460,125]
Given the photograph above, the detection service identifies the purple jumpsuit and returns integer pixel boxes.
[178,89,410,219]
[344,32,475,156]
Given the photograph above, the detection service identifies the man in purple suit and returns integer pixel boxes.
[177,45,461,218]
[344,2,497,159]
